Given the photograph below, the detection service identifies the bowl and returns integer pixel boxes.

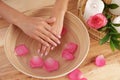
[4,7,90,79]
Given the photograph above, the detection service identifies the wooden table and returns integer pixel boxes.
[1,0,120,80]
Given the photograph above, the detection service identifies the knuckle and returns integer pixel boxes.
[46,37,50,41]
[44,42,48,46]
[42,40,46,44]
[40,39,44,43]
[47,26,51,30]
[41,21,45,24]
[43,42,46,46]
[37,38,42,43]
[46,31,50,36]
[49,33,53,38]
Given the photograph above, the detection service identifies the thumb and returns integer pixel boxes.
[46,17,56,24]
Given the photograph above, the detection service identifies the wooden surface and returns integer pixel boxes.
[0,0,120,80]
[4,7,89,79]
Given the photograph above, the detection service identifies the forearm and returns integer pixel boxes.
[52,0,69,20]
[50,0,69,36]
[0,1,25,26]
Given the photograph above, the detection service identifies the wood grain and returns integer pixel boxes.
[4,7,89,79]
[1,38,119,80]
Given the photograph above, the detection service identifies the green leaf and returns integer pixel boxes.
[110,39,116,51]
[110,32,120,35]
[111,37,120,43]
[104,2,109,10]
[109,26,118,33]
[112,23,120,27]
[111,38,120,50]
[113,42,120,50]
[99,33,110,45]
[108,3,119,9]
[98,27,108,31]
[105,14,112,19]
[110,32,120,38]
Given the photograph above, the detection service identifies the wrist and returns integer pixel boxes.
[13,14,28,28]
[51,10,66,19]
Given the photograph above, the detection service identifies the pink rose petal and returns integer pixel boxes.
[87,13,108,29]
[15,44,29,56]
[62,50,75,60]
[64,42,78,54]
[30,56,44,68]
[61,27,67,36]
[80,78,88,80]
[44,57,59,72]
[95,55,106,67]
[68,69,83,80]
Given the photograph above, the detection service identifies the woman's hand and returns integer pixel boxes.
[39,16,64,56]
[0,1,61,47]
[38,0,69,56]
[51,16,64,36]
[17,16,61,47]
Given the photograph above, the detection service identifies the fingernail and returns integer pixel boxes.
[40,53,43,57]
[46,43,49,47]
[45,52,48,56]
[58,36,61,38]
[51,47,54,50]
[58,41,61,44]
[55,44,57,46]
[37,49,40,54]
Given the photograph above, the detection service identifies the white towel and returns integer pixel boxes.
[2,0,55,12]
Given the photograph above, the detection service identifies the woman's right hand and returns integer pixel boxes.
[16,16,61,47]
[0,1,61,53]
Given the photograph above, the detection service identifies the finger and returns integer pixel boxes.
[37,43,42,54]
[44,24,61,43]
[46,17,56,24]
[40,27,61,45]
[36,30,58,47]
[34,35,50,47]
[51,46,55,50]
[44,24,61,38]
[40,45,47,56]
[44,46,51,56]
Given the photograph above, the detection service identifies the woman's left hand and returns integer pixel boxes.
[39,16,64,56]
[38,0,69,56]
